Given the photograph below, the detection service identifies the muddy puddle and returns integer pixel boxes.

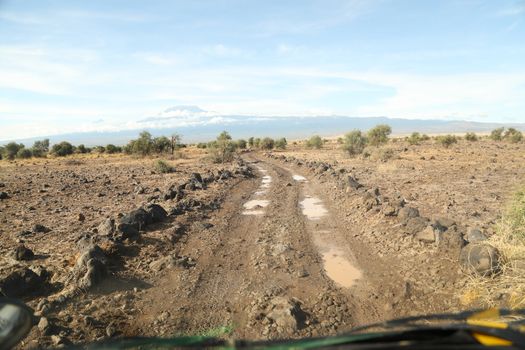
[300,192,362,288]
[300,196,328,220]
[292,174,307,182]
[243,166,271,215]
[319,245,362,288]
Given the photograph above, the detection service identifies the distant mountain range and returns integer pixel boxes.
[2,106,524,146]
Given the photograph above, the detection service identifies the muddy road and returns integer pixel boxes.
[128,154,430,339]
[1,149,474,347]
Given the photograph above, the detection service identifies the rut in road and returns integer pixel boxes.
[131,155,408,339]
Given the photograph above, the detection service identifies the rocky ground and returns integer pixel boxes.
[0,139,523,348]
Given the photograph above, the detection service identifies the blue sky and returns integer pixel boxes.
[0,0,524,140]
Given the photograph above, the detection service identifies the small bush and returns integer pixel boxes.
[32,139,49,157]
[155,160,175,173]
[152,136,171,153]
[253,138,261,148]
[436,135,458,148]
[306,135,323,149]
[465,132,478,142]
[76,144,90,153]
[490,127,504,141]
[237,139,247,149]
[407,132,421,145]
[367,124,392,147]
[504,128,523,143]
[275,137,287,150]
[260,137,275,150]
[421,134,430,141]
[16,147,32,159]
[51,141,74,157]
[3,142,24,160]
[248,137,254,147]
[342,130,367,156]
[105,144,121,154]
[209,131,237,163]
[196,143,207,149]
[370,147,396,162]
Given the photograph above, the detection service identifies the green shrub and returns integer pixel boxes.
[490,127,505,141]
[421,134,430,141]
[407,132,421,145]
[342,130,367,156]
[236,139,247,149]
[306,135,323,149]
[504,128,523,143]
[436,135,458,148]
[155,159,175,173]
[367,124,392,146]
[260,137,275,150]
[196,142,207,149]
[275,137,287,149]
[248,137,254,147]
[209,131,237,163]
[51,141,74,157]
[152,136,171,153]
[105,144,121,154]
[253,138,261,148]
[76,144,90,153]
[465,132,478,142]
[16,147,32,159]
[31,139,49,157]
[3,142,24,160]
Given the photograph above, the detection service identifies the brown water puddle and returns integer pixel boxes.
[300,192,362,288]
[319,245,362,288]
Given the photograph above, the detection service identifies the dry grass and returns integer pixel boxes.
[460,187,525,309]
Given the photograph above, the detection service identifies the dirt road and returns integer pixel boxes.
[129,154,433,339]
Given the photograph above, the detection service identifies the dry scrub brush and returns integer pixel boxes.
[460,188,525,309]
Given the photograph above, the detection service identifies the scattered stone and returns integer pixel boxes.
[362,192,379,211]
[38,317,50,334]
[120,208,149,231]
[432,217,456,231]
[346,176,362,190]
[0,267,47,297]
[466,228,488,243]
[32,224,51,233]
[436,225,466,252]
[398,207,420,220]
[17,230,33,237]
[14,244,34,261]
[415,226,436,243]
[266,297,306,332]
[144,203,168,223]
[382,204,398,216]
[460,243,501,276]
[0,192,9,200]
[404,216,429,235]
[97,218,116,236]
[78,213,85,222]
[73,245,108,289]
